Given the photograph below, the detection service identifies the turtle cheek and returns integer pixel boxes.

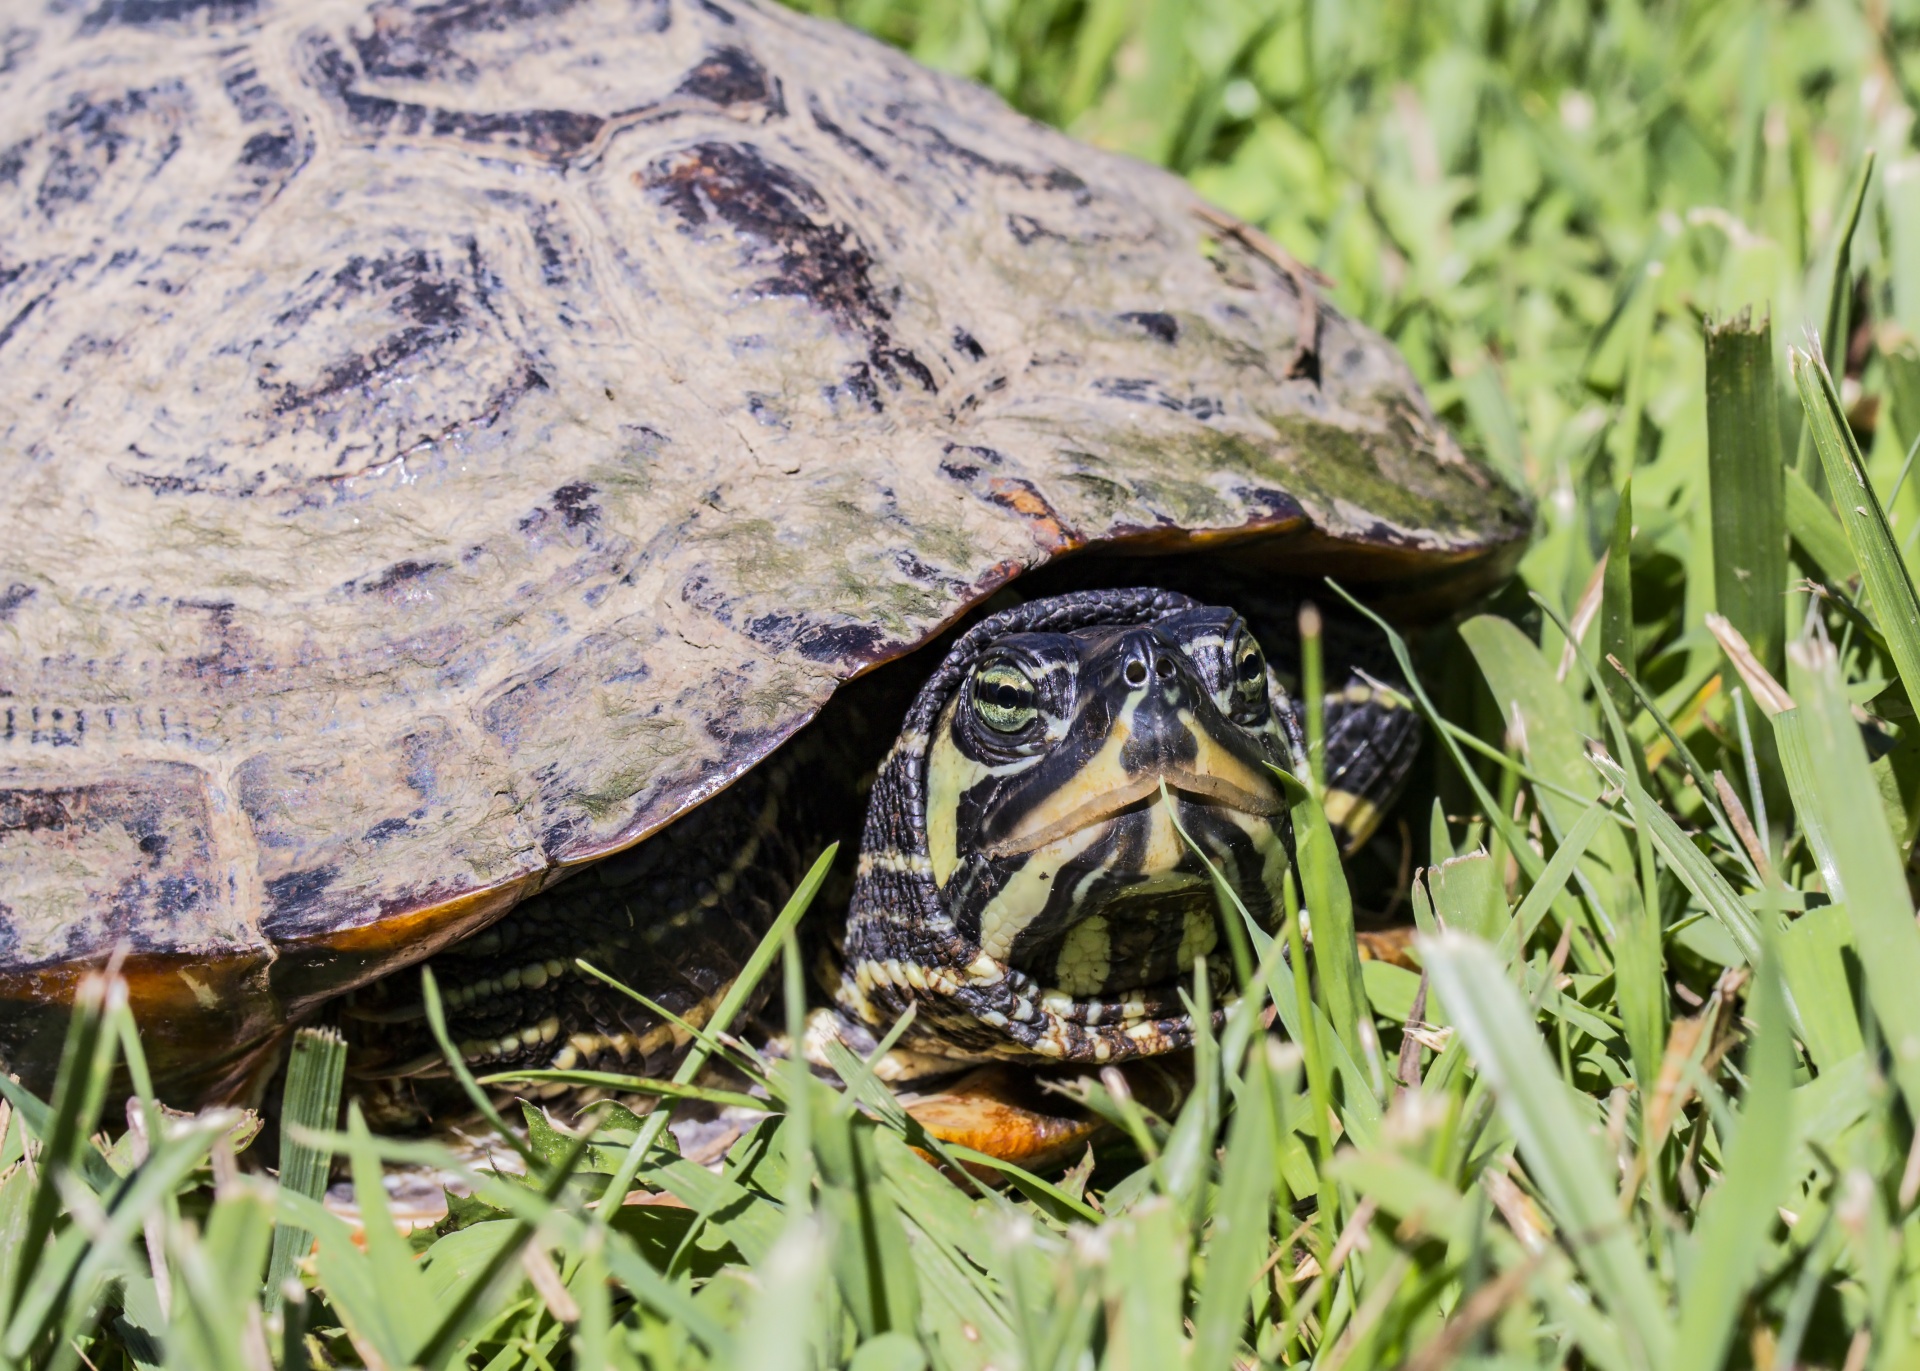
[924,699,1061,891]
[963,820,1113,967]
[1192,800,1293,932]
[946,709,1116,870]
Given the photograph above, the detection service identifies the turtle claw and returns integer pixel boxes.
[1355,927,1420,970]
[903,1065,1104,1173]
[900,1056,1184,1175]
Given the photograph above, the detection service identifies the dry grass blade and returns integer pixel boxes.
[1712,771,1771,879]
[1557,553,1609,683]
[1402,1257,1543,1371]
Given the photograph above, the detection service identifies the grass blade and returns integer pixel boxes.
[1777,905,1865,1069]
[1792,345,1920,737]
[1819,152,1874,407]
[1334,589,1551,890]
[1673,938,1795,1369]
[5,969,117,1343]
[1292,784,1369,1085]
[1706,311,1790,680]
[598,843,839,1208]
[264,1027,346,1310]
[1188,1041,1275,1371]
[1608,655,1762,886]
[733,1221,830,1371]
[1533,595,1669,1093]
[318,1105,434,1366]
[1784,631,1920,1120]
[1421,933,1674,1368]
[1458,612,1625,974]
[1424,850,1507,942]
[420,966,543,1173]
[1785,467,1858,585]
[1457,614,1630,877]
[7,1116,231,1363]
[475,1070,765,1112]
[1601,479,1635,722]
[1276,604,1368,1080]
[1614,775,1766,968]
[1172,774,1383,1145]
[411,1126,600,1368]
[1500,800,1609,960]
[1101,1199,1187,1371]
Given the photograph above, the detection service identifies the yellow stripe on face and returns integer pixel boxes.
[976,818,1109,961]
[1174,706,1282,806]
[977,798,1222,981]
[1139,769,1184,872]
[927,694,1055,887]
[925,696,978,888]
[989,685,1147,856]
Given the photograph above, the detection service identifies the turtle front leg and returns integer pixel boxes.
[1317,671,1422,855]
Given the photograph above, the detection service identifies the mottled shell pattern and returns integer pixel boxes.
[0,0,1527,1081]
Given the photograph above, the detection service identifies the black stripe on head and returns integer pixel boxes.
[842,588,1295,1066]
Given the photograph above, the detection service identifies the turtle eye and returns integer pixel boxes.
[1233,631,1267,694]
[972,663,1038,733]
[1228,625,1274,706]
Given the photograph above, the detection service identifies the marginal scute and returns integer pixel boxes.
[0,763,243,965]
[0,0,1527,1091]
[233,714,543,941]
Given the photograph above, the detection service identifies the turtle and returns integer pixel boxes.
[0,0,1529,1137]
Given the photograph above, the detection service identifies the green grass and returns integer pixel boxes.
[13,0,1920,1365]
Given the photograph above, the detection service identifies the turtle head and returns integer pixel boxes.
[930,607,1292,996]
[844,588,1298,1064]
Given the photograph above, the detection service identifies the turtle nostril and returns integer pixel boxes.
[1123,659,1148,687]
[1154,655,1175,680]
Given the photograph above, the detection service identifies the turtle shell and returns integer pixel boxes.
[0,0,1528,1090]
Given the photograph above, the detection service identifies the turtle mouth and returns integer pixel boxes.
[979,766,1282,860]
